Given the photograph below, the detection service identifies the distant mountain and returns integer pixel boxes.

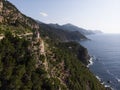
[48,23,61,29]
[48,23,102,35]
[36,20,44,24]
[38,23,88,42]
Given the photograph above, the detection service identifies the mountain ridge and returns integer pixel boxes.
[38,22,88,42]
[48,23,102,35]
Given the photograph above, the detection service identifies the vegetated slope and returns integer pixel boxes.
[38,23,87,42]
[44,39,106,90]
[0,32,106,90]
[0,0,107,90]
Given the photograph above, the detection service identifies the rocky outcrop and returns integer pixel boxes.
[77,47,90,65]
[0,0,39,30]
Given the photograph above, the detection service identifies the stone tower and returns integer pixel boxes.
[36,30,40,39]
[34,24,40,39]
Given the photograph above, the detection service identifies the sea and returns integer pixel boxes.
[80,34,120,90]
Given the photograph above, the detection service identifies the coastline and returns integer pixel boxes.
[87,56,114,90]
[87,55,113,90]
[80,34,120,90]
[87,56,93,67]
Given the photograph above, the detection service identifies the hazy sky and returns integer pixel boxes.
[8,0,120,33]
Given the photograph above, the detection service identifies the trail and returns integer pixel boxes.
[0,32,33,40]
[17,33,33,37]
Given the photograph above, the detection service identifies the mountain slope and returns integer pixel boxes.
[0,0,107,90]
[0,0,39,35]
[0,0,88,43]
[49,23,102,35]
[38,23,87,42]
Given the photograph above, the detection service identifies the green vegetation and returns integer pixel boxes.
[0,31,106,90]
[44,38,106,90]
[0,24,31,35]
[39,23,87,42]
[0,0,107,89]
[0,32,66,90]
[0,32,32,89]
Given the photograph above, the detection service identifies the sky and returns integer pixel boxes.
[8,0,120,33]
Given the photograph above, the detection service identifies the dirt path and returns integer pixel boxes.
[18,33,33,37]
[0,33,33,40]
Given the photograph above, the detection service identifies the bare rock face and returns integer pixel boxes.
[0,0,39,30]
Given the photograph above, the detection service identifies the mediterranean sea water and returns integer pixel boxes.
[80,34,120,90]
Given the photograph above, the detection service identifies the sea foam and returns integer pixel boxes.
[87,56,94,67]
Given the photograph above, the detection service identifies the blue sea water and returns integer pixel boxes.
[80,34,120,90]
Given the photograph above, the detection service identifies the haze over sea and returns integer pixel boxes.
[80,34,120,90]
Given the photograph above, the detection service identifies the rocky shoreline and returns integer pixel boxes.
[86,55,112,90]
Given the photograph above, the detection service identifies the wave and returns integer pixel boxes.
[115,77,120,83]
[95,75,113,90]
[95,75,101,81]
[106,70,114,76]
[106,70,120,83]
[87,55,114,89]
[106,69,120,84]
[87,56,94,67]
[87,55,98,67]
[104,84,110,88]
[94,68,114,90]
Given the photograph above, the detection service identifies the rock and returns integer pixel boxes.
[0,1,3,12]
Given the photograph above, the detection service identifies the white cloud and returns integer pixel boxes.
[40,12,48,17]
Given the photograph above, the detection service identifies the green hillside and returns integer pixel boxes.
[0,0,108,90]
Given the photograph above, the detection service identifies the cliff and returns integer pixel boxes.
[0,0,107,90]
[38,22,88,42]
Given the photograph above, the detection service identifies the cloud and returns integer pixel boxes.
[40,12,48,17]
